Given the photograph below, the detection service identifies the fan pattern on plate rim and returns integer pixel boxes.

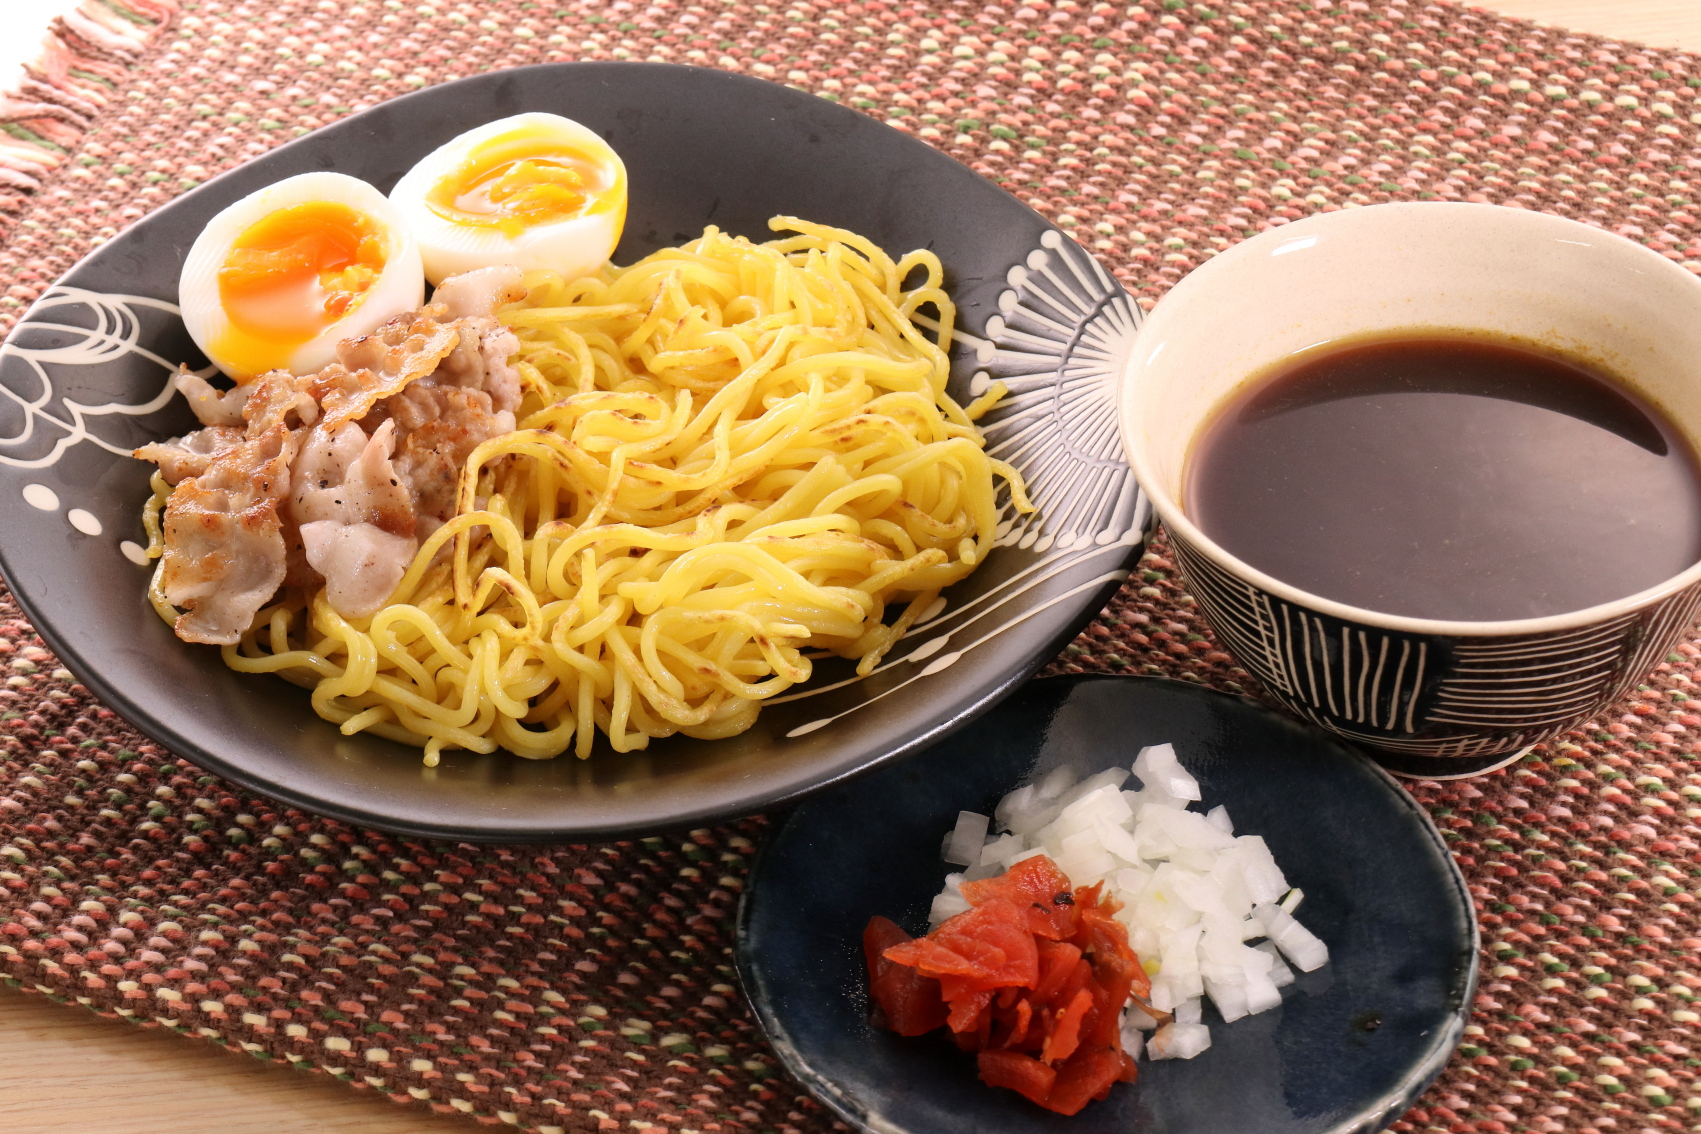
[780,228,1149,735]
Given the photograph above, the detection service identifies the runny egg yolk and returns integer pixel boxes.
[214,200,387,381]
[426,131,608,237]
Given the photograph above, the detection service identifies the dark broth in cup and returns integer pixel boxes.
[1183,333,1701,622]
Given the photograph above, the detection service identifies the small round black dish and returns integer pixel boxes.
[0,63,1147,841]
[737,674,1476,1134]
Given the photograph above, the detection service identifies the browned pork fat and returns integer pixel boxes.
[157,424,299,644]
[135,266,526,641]
[133,426,245,486]
[171,367,249,427]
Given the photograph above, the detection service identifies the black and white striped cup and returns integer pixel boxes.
[1119,203,1701,778]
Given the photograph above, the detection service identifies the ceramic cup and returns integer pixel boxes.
[1119,202,1701,778]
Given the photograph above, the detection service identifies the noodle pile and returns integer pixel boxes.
[148,217,1032,762]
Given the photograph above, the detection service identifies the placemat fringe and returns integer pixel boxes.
[0,0,177,232]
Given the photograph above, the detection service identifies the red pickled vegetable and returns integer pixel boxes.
[886,897,1040,998]
[1002,997,1033,1048]
[960,853,1074,907]
[1041,986,1094,1066]
[947,986,996,1034]
[977,1049,1056,1107]
[1033,939,1084,1003]
[862,916,949,1037]
[863,854,1149,1116]
[1046,1046,1130,1116]
[964,855,1081,941]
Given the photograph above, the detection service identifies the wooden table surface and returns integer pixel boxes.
[4,2,1699,1131]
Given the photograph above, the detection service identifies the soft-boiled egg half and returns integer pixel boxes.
[179,172,424,383]
[389,112,627,285]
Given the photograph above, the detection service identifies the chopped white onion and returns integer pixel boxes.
[1148,1021,1212,1060]
[1257,940,1296,988]
[944,810,991,866]
[979,832,1026,867]
[1123,1001,1161,1031]
[1122,1027,1146,1062]
[1253,902,1330,972]
[1132,742,1201,802]
[928,873,970,927]
[994,784,1038,831]
[1037,765,1077,801]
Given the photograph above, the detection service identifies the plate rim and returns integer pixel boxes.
[734,672,1479,1134]
[1,578,1140,843]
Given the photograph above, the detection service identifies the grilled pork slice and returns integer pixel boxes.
[157,424,298,645]
[135,267,527,639]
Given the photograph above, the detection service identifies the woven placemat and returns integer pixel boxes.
[0,0,177,236]
[6,1,1701,1131]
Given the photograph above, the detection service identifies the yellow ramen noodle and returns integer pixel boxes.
[147,217,1033,764]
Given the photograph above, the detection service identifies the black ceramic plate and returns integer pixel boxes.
[0,63,1148,841]
[738,675,1476,1134]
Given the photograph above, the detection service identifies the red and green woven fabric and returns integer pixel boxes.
[7,2,1701,1132]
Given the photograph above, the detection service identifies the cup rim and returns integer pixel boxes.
[1119,201,1701,639]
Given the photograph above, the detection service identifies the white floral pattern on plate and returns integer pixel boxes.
[1,286,200,560]
[0,286,190,469]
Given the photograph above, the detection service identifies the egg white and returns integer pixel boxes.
[388,112,628,286]
[179,171,424,382]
